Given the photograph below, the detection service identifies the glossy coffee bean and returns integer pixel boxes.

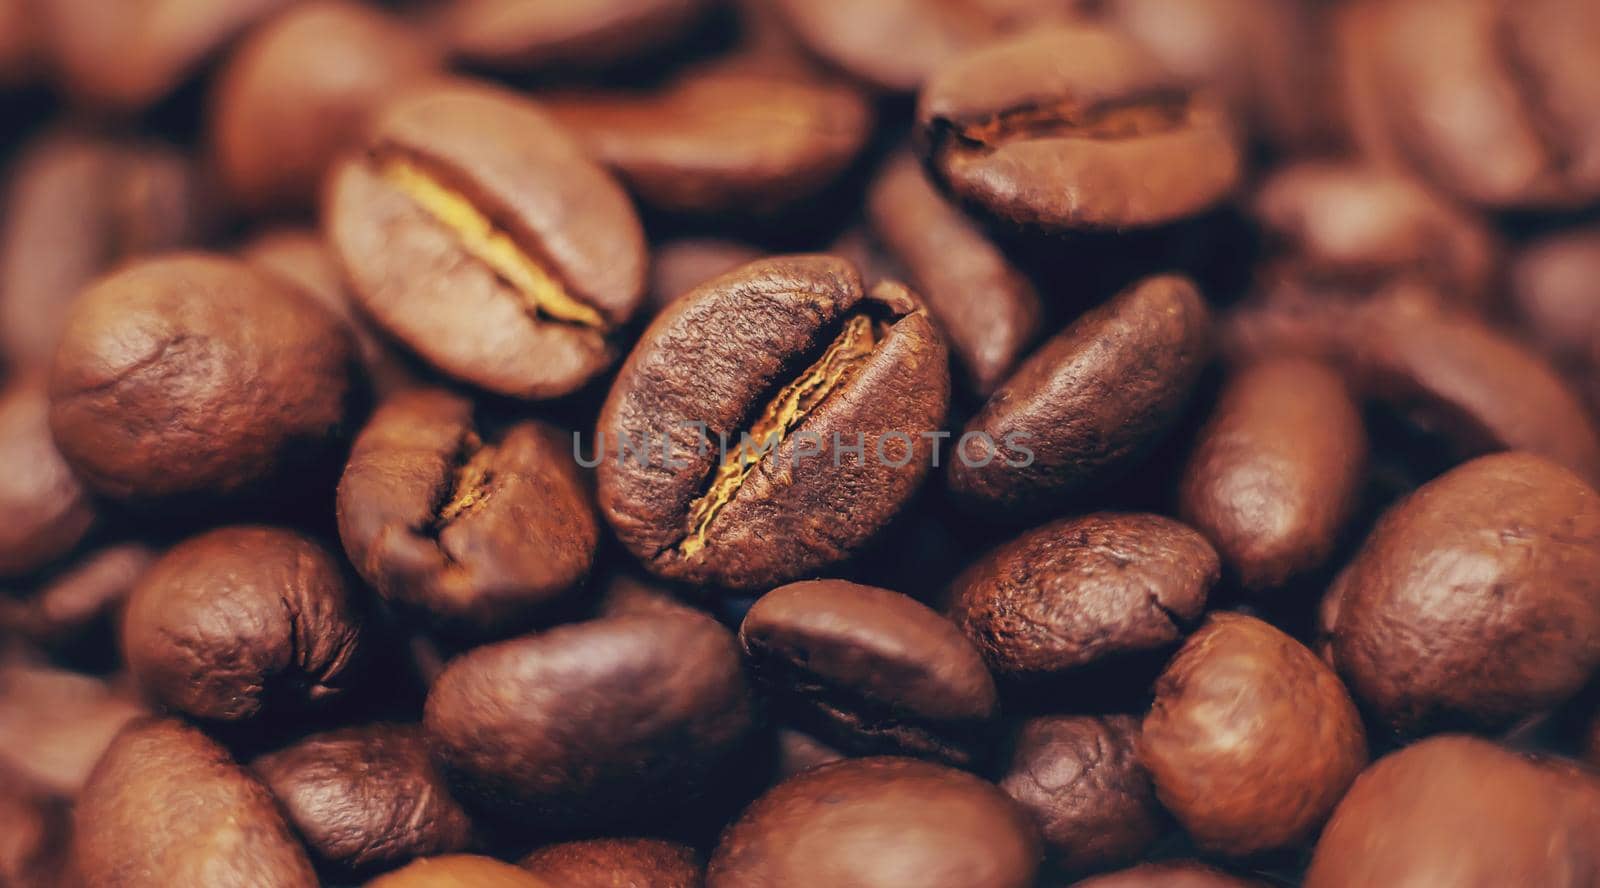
[1142,613,1366,857]
[211,1,440,214]
[1074,862,1262,888]
[707,756,1040,888]
[444,0,712,72]
[0,543,152,655]
[545,66,873,216]
[1180,358,1366,594]
[327,81,646,400]
[949,275,1212,516]
[369,854,551,887]
[48,253,355,503]
[337,388,598,640]
[867,152,1044,396]
[997,715,1163,879]
[598,256,949,590]
[75,718,318,888]
[252,723,474,874]
[948,513,1216,684]
[1328,451,1600,734]
[1306,736,1600,887]
[0,664,144,797]
[917,25,1241,232]
[424,611,752,829]
[740,579,998,766]
[122,526,365,722]
[0,375,95,577]
[520,838,702,887]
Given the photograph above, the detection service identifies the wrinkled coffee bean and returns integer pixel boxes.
[337,388,598,640]
[740,579,998,766]
[1074,861,1262,888]
[371,854,551,887]
[252,723,474,874]
[598,255,949,590]
[520,838,702,887]
[0,374,95,577]
[327,81,647,400]
[1142,613,1367,857]
[1328,451,1600,735]
[918,25,1242,232]
[1180,358,1367,594]
[122,526,365,722]
[949,275,1211,516]
[0,543,152,654]
[948,513,1217,684]
[0,664,144,797]
[444,0,713,72]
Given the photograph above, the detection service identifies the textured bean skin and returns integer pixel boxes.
[520,838,702,888]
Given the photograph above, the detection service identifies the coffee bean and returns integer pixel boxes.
[706,757,1040,888]
[252,723,474,874]
[337,388,598,640]
[740,579,998,766]
[0,543,152,656]
[917,25,1242,232]
[519,838,701,887]
[75,718,318,888]
[0,664,144,797]
[1142,613,1367,856]
[1180,358,1367,594]
[368,854,552,887]
[867,152,1044,396]
[444,0,713,72]
[598,255,949,590]
[1328,451,1600,735]
[948,513,1216,684]
[0,375,95,577]
[948,275,1212,516]
[122,526,366,723]
[424,611,752,829]
[1074,861,1263,887]
[997,714,1164,879]
[327,81,647,400]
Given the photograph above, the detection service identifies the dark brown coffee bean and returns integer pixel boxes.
[0,375,95,578]
[520,838,702,888]
[371,855,552,887]
[211,1,440,214]
[75,718,318,888]
[1073,861,1263,888]
[948,513,1216,683]
[122,526,365,722]
[740,579,998,767]
[998,715,1163,879]
[424,611,752,829]
[1142,613,1367,857]
[444,0,712,72]
[1328,451,1600,735]
[1180,358,1367,594]
[867,152,1044,396]
[0,130,203,372]
[337,388,598,640]
[48,253,355,503]
[707,756,1040,888]
[0,664,144,798]
[1306,736,1600,887]
[327,81,646,400]
[252,723,474,874]
[0,543,152,654]
[544,66,873,216]
[597,255,950,591]
[917,25,1242,232]
[649,238,765,314]
[948,275,1211,516]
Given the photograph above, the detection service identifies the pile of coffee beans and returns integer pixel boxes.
[4,1,1600,886]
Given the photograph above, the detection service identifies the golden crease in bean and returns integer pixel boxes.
[436,433,495,526]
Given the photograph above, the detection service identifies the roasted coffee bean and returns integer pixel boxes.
[1074,861,1263,888]
[327,81,647,400]
[252,723,474,874]
[1328,451,1600,735]
[997,715,1164,879]
[0,130,203,372]
[1180,358,1366,594]
[649,238,765,314]
[598,255,949,590]
[917,25,1242,232]
[75,718,318,888]
[424,611,752,828]
[122,526,365,722]
[371,855,552,887]
[211,1,440,214]
[0,543,152,655]
[0,664,144,797]
[1142,613,1367,856]
[707,756,1040,888]
[867,153,1044,396]
[545,66,873,216]
[740,579,998,766]
[444,0,712,72]
[947,513,1216,684]
[1306,736,1600,887]
[48,253,355,503]
[949,275,1211,516]
[520,838,702,887]
[0,375,95,577]
[337,388,598,640]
